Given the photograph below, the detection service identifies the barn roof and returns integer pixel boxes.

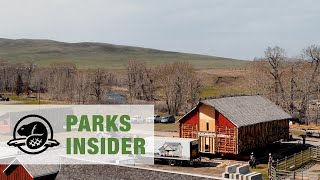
[2,158,59,178]
[201,95,292,127]
[1,149,62,178]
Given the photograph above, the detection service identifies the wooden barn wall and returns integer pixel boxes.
[237,119,289,154]
[1,164,34,180]
[180,108,198,124]
[215,111,236,128]
[199,104,215,132]
[215,126,237,154]
[0,164,8,179]
[179,108,199,138]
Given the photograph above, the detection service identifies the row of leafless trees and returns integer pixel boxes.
[247,45,320,123]
[0,60,200,115]
[127,60,200,115]
[0,61,117,104]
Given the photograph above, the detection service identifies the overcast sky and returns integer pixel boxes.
[0,0,319,60]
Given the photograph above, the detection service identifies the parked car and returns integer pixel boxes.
[146,115,161,123]
[0,95,9,101]
[160,116,175,123]
[130,115,144,123]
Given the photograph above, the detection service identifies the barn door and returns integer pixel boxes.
[199,135,215,153]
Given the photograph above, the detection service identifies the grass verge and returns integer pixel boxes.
[154,123,179,132]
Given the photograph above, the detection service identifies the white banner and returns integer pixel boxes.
[0,105,154,165]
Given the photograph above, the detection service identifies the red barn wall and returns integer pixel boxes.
[179,108,199,138]
[215,110,236,128]
[0,164,7,179]
[0,165,34,180]
[180,108,198,124]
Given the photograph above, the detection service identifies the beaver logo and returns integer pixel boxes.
[7,115,59,154]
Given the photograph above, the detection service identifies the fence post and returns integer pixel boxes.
[268,153,272,178]
[309,147,312,160]
[301,150,303,167]
[293,152,297,180]
[294,153,296,169]
[285,156,287,171]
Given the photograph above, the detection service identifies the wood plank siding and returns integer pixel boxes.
[237,119,289,153]
[199,104,215,132]
[0,164,33,180]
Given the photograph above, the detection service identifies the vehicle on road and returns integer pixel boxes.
[0,95,9,101]
[160,116,175,123]
[305,129,320,138]
[146,115,161,123]
[130,115,144,123]
[147,137,200,166]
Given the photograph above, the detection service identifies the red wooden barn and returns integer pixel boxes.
[178,95,291,155]
[0,157,59,180]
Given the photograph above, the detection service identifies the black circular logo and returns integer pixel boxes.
[7,115,59,154]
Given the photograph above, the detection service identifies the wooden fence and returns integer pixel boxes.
[275,146,320,171]
[269,146,320,179]
[271,169,320,180]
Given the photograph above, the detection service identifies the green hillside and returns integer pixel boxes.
[0,38,248,69]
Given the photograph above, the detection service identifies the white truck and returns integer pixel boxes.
[152,137,200,166]
[305,129,320,138]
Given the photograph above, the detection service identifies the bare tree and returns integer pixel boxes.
[89,68,110,103]
[127,60,155,102]
[24,61,37,95]
[157,62,200,115]
[15,73,23,96]
[298,45,320,122]
[264,46,286,106]
[75,71,90,104]
[247,45,320,124]
[47,63,76,101]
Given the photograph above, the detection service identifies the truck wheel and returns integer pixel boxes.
[168,160,176,166]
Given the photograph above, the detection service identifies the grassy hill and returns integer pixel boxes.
[0,38,248,69]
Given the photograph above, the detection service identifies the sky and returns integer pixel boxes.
[0,0,319,60]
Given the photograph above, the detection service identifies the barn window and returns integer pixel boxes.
[206,122,209,131]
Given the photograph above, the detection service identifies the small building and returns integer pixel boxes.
[158,142,183,157]
[178,95,291,155]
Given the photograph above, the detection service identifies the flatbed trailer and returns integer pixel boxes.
[305,129,320,138]
[152,137,200,166]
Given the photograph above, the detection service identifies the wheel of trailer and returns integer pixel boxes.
[168,160,176,166]
[188,160,194,166]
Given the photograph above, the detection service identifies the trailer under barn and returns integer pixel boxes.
[178,96,291,155]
